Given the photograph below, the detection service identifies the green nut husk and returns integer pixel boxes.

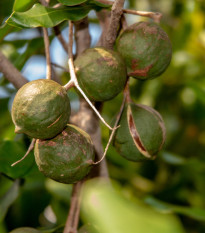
[34,124,95,184]
[113,103,166,162]
[12,79,70,139]
[74,47,127,102]
[116,21,172,80]
[9,227,41,233]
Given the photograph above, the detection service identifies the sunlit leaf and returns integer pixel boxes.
[6,3,92,28]
[144,196,205,221]
[57,0,88,6]
[0,140,35,179]
[81,178,185,233]
[13,0,38,12]
[0,179,20,221]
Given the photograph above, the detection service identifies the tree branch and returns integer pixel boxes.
[63,182,82,233]
[53,26,68,53]
[96,10,111,46]
[103,0,125,49]
[74,17,91,55]
[0,51,28,89]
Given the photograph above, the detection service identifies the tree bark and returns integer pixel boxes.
[0,51,28,89]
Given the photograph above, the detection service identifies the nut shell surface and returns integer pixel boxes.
[74,47,127,101]
[34,124,95,184]
[12,79,70,139]
[116,21,172,80]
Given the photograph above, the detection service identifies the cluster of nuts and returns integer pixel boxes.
[11,21,172,184]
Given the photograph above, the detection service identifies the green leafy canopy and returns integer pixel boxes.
[5,1,111,29]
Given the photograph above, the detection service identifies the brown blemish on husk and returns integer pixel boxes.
[47,141,56,147]
[47,114,62,128]
[128,64,153,77]
[127,105,151,158]
[96,56,117,68]
[62,130,68,137]
[131,59,139,70]
[104,56,118,68]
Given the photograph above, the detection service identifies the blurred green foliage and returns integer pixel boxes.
[0,0,205,232]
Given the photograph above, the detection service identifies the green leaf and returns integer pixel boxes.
[13,0,38,12]
[0,140,35,179]
[0,23,19,42]
[57,0,88,6]
[0,179,20,221]
[89,0,111,9]
[144,196,205,221]
[81,179,185,233]
[6,3,92,28]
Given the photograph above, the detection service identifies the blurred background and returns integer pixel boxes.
[0,0,205,232]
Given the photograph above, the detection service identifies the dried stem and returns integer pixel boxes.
[0,51,28,89]
[63,182,83,233]
[124,78,132,103]
[93,95,126,165]
[53,26,68,53]
[123,9,162,23]
[96,0,162,23]
[42,27,52,80]
[11,139,36,167]
[64,21,113,131]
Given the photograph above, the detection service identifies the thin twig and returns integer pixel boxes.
[64,21,113,131]
[42,28,52,80]
[96,0,162,23]
[123,9,162,23]
[53,26,68,53]
[64,79,75,90]
[93,95,126,165]
[63,182,83,233]
[11,139,36,167]
[68,21,74,59]
[40,0,52,80]
[72,191,81,231]
[51,62,69,72]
